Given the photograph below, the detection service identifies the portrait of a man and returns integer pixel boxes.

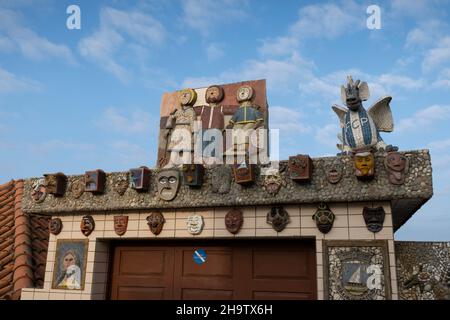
[52,239,88,290]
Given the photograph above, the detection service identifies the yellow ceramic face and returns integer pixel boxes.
[179,90,192,105]
[355,154,374,175]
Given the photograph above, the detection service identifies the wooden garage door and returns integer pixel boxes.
[109,240,316,300]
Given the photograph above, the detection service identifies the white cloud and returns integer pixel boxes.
[397,105,450,132]
[427,138,450,151]
[259,2,363,57]
[269,106,312,134]
[432,68,450,88]
[181,0,247,36]
[0,65,40,93]
[78,7,166,83]
[0,8,75,63]
[111,140,150,165]
[404,20,446,50]
[96,107,153,134]
[183,52,314,92]
[206,43,225,61]
[422,37,450,72]
[315,123,340,148]
[28,140,95,154]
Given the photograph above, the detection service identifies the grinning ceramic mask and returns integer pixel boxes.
[48,218,62,235]
[266,207,290,232]
[385,151,409,185]
[114,216,129,236]
[157,169,180,201]
[186,214,204,235]
[80,215,95,236]
[354,151,375,179]
[262,168,286,196]
[146,212,166,235]
[225,209,244,234]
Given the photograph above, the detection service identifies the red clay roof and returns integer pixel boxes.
[0,180,50,300]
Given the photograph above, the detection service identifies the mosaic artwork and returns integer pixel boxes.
[52,239,88,290]
[396,242,450,300]
[324,241,391,300]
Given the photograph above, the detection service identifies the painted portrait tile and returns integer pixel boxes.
[52,239,89,290]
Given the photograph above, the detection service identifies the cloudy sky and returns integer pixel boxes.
[0,0,449,240]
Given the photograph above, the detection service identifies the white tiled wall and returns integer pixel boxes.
[21,201,397,300]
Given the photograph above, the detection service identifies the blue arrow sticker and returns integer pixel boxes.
[193,249,207,265]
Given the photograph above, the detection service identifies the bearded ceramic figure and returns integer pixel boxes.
[363,206,385,233]
[146,212,165,235]
[354,151,375,179]
[114,216,129,236]
[385,151,409,185]
[211,165,232,194]
[326,161,344,184]
[186,215,204,235]
[49,218,62,235]
[261,168,286,196]
[266,207,290,232]
[157,169,180,201]
[312,203,335,234]
[80,215,95,236]
[225,209,244,234]
[31,178,47,203]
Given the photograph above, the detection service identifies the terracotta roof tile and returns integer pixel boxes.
[0,180,50,300]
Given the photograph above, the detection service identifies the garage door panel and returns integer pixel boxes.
[109,240,316,300]
[252,251,312,279]
[182,289,234,300]
[252,291,313,300]
[180,248,233,278]
[119,249,168,275]
[117,286,166,300]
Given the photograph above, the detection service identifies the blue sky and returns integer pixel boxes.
[0,0,449,240]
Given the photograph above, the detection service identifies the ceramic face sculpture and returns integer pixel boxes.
[114,179,128,196]
[354,152,375,179]
[186,215,204,235]
[157,169,180,201]
[385,151,408,185]
[262,168,286,196]
[114,216,128,236]
[363,206,385,233]
[312,203,335,234]
[71,179,84,199]
[206,85,224,104]
[266,207,290,232]
[326,161,344,184]
[236,85,254,102]
[80,215,95,236]
[179,88,197,106]
[49,218,62,235]
[31,178,47,203]
[146,212,165,235]
[225,209,244,234]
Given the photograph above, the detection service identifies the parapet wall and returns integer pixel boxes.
[22,150,432,230]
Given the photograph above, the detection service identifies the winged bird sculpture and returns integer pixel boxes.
[332,75,397,154]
